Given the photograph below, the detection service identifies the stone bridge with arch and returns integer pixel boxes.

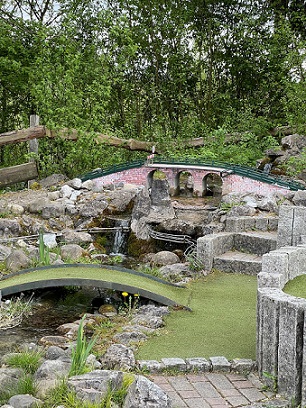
[81,158,304,197]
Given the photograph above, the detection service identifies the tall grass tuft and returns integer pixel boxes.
[69,314,97,377]
[6,350,43,374]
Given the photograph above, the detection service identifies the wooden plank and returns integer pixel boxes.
[0,162,38,188]
[0,126,46,146]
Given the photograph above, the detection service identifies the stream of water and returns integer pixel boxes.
[0,287,97,355]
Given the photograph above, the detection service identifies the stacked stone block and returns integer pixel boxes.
[257,244,306,406]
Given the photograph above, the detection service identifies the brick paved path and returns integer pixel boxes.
[150,372,276,408]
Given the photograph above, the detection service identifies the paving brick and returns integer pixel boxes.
[193,381,220,398]
[231,380,254,389]
[179,390,202,399]
[186,373,208,382]
[167,391,188,407]
[205,397,230,406]
[226,395,250,407]
[185,397,210,408]
[206,373,235,390]
[168,377,195,391]
[219,388,241,398]
[239,387,266,402]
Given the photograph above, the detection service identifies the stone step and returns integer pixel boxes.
[234,231,277,256]
[225,216,278,233]
[213,251,263,275]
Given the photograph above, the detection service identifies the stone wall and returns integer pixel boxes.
[257,245,306,405]
[277,205,306,248]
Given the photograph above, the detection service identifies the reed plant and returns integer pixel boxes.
[69,314,97,377]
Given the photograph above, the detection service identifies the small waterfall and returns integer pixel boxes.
[111,218,130,255]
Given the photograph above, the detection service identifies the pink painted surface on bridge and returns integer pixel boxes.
[92,164,292,196]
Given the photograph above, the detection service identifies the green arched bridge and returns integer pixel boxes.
[0,264,190,307]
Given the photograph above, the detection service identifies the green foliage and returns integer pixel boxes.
[6,350,43,374]
[69,314,97,377]
[38,229,50,266]
[284,148,306,177]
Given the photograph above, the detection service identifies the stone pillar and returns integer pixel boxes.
[277,205,294,248]
[278,297,306,404]
[257,289,280,387]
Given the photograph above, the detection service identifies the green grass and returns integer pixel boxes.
[136,270,257,360]
[283,275,306,298]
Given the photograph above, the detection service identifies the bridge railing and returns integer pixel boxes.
[80,160,145,182]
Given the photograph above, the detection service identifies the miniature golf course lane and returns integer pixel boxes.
[0,264,191,307]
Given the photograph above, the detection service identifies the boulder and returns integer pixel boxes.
[5,249,31,272]
[293,190,306,206]
[0,219,21,237]
[60,229,93,244]
[67,370,123,404]
[8,394,43,408]
[100,344,135,371]
[0,368,23,393]
[67,178,83,190]
[123,375,172,408]
[41,202,66,219]
[0,244,12,261]
[60,244,84,261]
[151,251,180,266]
[112,330,147,346]
[130,315,164,329]
[34,359,71,381]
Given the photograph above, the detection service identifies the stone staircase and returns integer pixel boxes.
[197,215,278,275]
[213,231,277,275]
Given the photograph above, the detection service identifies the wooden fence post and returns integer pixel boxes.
[28,115,39,186]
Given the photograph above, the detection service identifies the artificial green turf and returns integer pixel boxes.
[283,275,306,298]
[0,265,190,306]
[136,270,257,360]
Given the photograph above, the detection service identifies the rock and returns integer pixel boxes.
[5,249,31,272]
[8,394,43,408]
[34,359,71,381]
[60,229,93,244]
[0,368,23,393]
[130,315,164,329]
[27,198,51,214]
[41,202,66,219]
[151,251,180,266]
[60,244,84,261]
[67,178,82,190]
[113,330,147,346]
[67,370,124,404]
[159,263,192,280]
[7,204,24,215]
[82,179,93,190]
[45,346,68,361]
[123,375,172,408]
[59,185,74,199]
[227,205,257,217]
[100,344,136,371]
[0,219,21,237]
[39,174,67,188]
[0,244,11,261]
[39,336,70,348]
[57,322,80,338]
[137,305,169,317]
[293,190,306,206]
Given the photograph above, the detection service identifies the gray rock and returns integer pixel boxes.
[123,374,172,408]
[45,346,67,360]
[0,368,23,393]
[41,202,66,219]
[136,305,169,317]
[0,219,21,236]
[113,330,147,346]
[27,198,51,214]
[159,263,192,279]
[68,370,123,404]
[0,244,11,261]
[60,229,93,244]
[100,344,135,371]
[59,184,74,199]
[82,179,93,190]
[8,394,43,408]
[131,315,164,329]
[292,190,306,206]
[161,357,186,372]
[5,249,31,272]
[151,251,180,266]
[60,244,84,261]
[67,178,82,190]
[34,359,71,381]
[39,174,67,188]
[7,204,24,215]
[227,205,257,217]
[209,356,231,372]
